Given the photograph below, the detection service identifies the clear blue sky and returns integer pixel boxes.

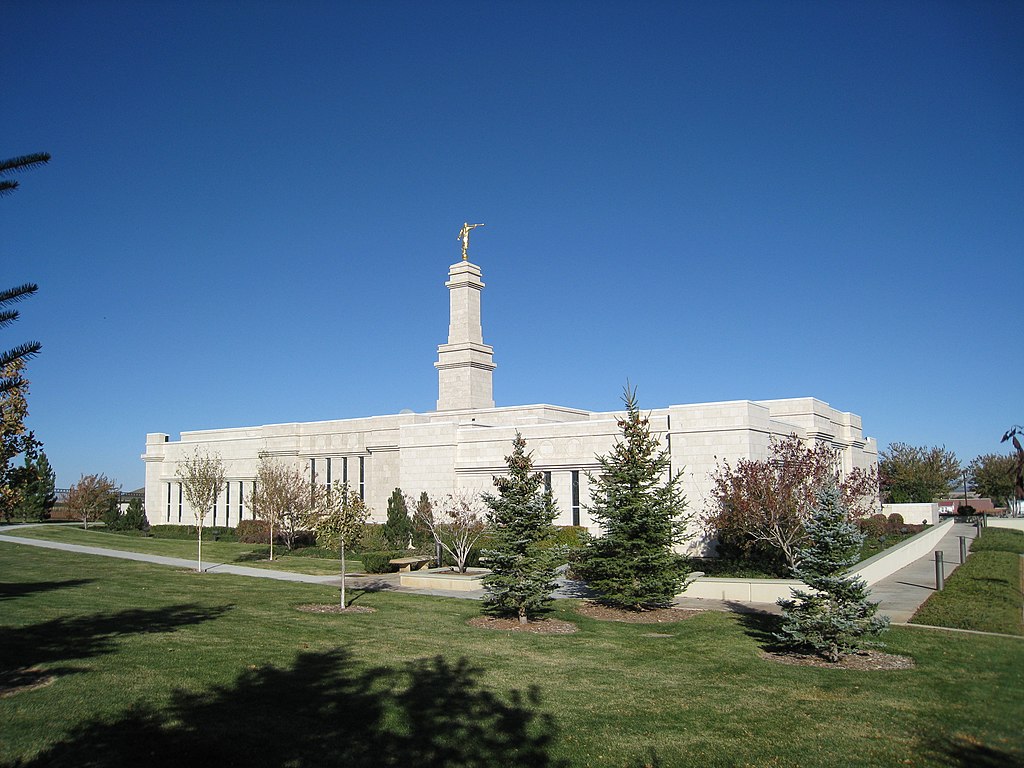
[5,1,1022,490]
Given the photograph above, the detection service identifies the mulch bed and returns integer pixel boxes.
[760,649,915,671]
[576,601,703,624]
[467,616,578,634]
[295,604,377,614]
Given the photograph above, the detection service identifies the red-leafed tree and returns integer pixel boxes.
[704,434,878,572]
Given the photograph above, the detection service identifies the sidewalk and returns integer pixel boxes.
[0,522,982,617]
[673,522,979,622]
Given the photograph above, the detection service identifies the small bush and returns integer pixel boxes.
[860,514,889,538]
[360,550,403,573]
[235,519,271,543]
[886,512,904,531]
[148,525,235,541]
[550,525,588,550]
[356,524,387,552]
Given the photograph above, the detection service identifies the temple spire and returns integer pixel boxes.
[435,251,495,410]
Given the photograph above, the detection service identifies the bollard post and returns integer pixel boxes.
[976,520,982,537]
[435,539,443,568]
[959,535,968,564]
[934,551,944,590]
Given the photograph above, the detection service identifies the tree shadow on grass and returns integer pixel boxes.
[725,602,786,652]
[6,648,567,768]
[920,733,1023,767]
[1,604,233,680]
[0,579,94,601]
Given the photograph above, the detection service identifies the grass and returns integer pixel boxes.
[1,525,363,575]
[911,528,1024,636]
[1,540,1022,766]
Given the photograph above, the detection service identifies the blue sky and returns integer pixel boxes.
[5,1,1022,490]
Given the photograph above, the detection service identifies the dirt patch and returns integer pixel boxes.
[468,616,578,634]
[295,604,377,615]
[760,649,915,671]
[576,601,703,624]
[0,667,56,698]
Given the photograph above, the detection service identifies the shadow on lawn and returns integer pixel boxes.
[726,603,786,651]
[1,604,232,679]
[921,733,1023,767]
[7,648,568,768]
[0,578,94,601]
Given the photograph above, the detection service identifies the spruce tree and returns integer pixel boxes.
[775,480,889,662]
[20,450,56,521]
[382,487,413,549]
[481,433,563,624]
[577,386,690,610]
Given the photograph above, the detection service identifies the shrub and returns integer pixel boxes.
[148,524,235,541]
[360,550,403,573]
[860,514,889,538]
[235,519,271,543]
[886,512,904,531]
[357,523,389,553]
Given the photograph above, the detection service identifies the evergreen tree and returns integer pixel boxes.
[481,432,563,624]
[412,491,434,549]
[382,487,413,549]
[1,152,50,394]
[20,450,56,521]
[775,480,889,662]
[577,386,690,610]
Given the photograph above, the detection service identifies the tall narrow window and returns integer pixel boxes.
[310,458,317,485]
[342,457,349,486]
[166,482,171,522]
[212,488,217,527]
[225,483,231,527]
[326,457,332,486]
[178,483,183,523]
[543,472,552,495]
[571,470,580,526]
[238,480,244,520]
[359,456,365,500]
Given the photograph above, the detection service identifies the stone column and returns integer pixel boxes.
[435,260,496,410]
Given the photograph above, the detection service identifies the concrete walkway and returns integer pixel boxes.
[672,522,980,622]
[0,522,983,617]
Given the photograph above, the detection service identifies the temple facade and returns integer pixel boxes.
[143,255,878,547]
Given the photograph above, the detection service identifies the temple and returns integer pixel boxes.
[143,250,877,549]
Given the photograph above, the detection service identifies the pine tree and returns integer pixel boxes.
[481,432,563,624]
[775,480,889,662]
[20,450,56,521]
[577,385,690,610]
[382,487,413,549]
[1,152,49,394]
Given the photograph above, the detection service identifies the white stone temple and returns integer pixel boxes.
[143,252,878,544]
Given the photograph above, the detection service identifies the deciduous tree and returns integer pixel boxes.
[248,456,315,560]
[0,360,39,522]
[1000,426,1024,512]
[179,449,226,572]
[705,434,878,572]
[414,490,487,574]
[968,453,1017,510]
[312,481,370,607]
[576,386,690,610]
[64,473,118,530]
[878,442,960,504]
[775,481,889,663]
[481,433,563,624]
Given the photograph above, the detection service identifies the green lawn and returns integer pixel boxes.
[1,540,1022,767]
[1,525,362,575]
[911,528,1024,636]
